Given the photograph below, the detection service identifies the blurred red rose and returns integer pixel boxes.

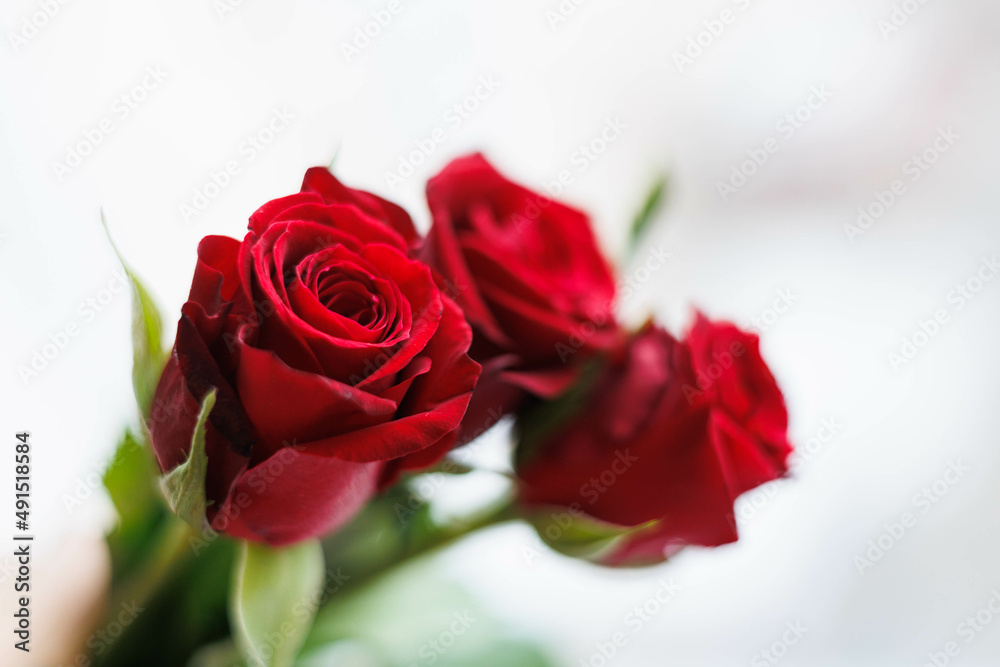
[515,314,792,565]
[149,167,480,545]
[422,154,620,441]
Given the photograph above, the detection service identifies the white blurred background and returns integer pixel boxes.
[2,0,999,665]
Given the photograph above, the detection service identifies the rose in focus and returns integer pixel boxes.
[148,167,480,546]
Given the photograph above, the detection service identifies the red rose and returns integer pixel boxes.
[422,154,620,439]
[515,314,792,565]
[149,167,480,545]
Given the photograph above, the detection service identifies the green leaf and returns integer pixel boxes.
[102,211,168,418]
[103,430,169,580]
[428,458,475,475]
[528,508,631,559]
[187,639,245,667]
[302,559,555,667]
[161,389,215,530]
[326,145,342,170]
[528,508,661,565]
[97,525,237,667]
[230,539,325,667]
[627,175,668,257]
[105,431,161,532]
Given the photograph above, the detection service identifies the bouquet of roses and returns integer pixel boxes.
[93,153,792,666]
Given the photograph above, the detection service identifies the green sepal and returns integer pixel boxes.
[102,211,168,419]
[230,539,325,667]
[161,389,216,531]
[627,175,668,257]
[103,430,169,581]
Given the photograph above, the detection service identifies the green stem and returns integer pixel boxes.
[101,518,196,655]
[411,498,519,556]
[307,497,521,651]
[377,496,521,584]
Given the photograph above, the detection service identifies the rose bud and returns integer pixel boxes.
[422,153,621,441]
[149,167,480,546]
[514,315,792,566]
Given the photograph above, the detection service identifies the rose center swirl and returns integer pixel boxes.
[300,258,387,328]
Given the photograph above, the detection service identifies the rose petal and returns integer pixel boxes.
[235,342,397,462]
[214,449,381,546]
[301,166,419,251]
[188,235,242,314]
